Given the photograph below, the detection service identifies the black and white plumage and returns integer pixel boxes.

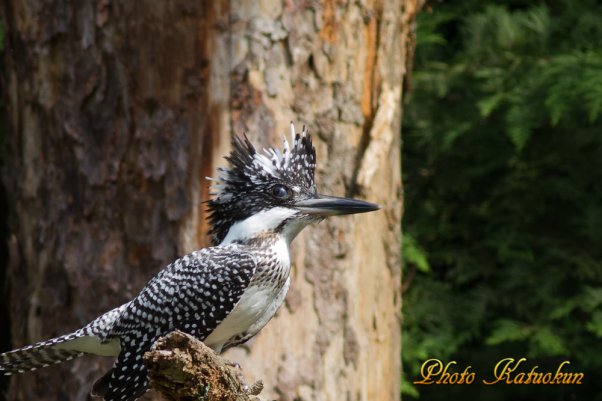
[0,123,379,400]
[207,124,317,245]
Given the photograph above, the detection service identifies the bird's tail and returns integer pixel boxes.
[0,303,129,376]
[0,332,84,375]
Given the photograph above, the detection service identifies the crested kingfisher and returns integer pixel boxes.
[0,123,379,400]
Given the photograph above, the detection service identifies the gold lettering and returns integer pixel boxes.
[553,361,570,384]
[558,373,573,384]
[542,373,552,384]
[483,357,525,385]
[414,359,444,385]
[513,372,525,384]
[459,367,476,384]
[554,373,565,384]
[570,373,584,384]
[531,371,543,384]
[436,361,458,384]
[523,366,539,384]
[414,357,584,386]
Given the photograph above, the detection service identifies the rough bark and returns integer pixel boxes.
[0,0,416,400]
[143,331,263,401]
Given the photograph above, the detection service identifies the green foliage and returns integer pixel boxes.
[403,233,431,273]
[402,1,602,399]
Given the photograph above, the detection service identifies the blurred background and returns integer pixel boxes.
[402,0,602,400]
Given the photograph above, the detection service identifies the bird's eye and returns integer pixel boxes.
[270,184,292,199]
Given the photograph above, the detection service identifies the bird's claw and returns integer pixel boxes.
[224,359,242,371]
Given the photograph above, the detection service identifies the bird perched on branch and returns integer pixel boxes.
[0,123,379,400]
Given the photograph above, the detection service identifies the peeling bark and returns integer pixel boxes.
[1,0,417,400]
[221,2,412,400]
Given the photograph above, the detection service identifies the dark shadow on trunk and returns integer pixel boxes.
[0,115,11,401]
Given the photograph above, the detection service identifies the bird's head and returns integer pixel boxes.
[206,123,379,246]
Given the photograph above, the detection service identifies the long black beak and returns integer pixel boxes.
[295,194,380,216]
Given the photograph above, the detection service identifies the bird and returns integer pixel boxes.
[0,123,379,400]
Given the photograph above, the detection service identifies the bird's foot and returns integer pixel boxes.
[223,360,263,397]
[223,359,242,371]
[247,380,264,396]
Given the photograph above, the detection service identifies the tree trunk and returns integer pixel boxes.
[0,1,416,400]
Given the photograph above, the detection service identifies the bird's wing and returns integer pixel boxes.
[98,245,257,401]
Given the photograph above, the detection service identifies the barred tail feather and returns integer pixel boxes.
[0,333,84,375]
[0,303,128,376]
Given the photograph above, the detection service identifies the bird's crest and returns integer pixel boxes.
[206,123,317,245]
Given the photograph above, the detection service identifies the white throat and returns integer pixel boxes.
[220,207,310,245]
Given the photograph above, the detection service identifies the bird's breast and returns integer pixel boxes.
[203,247,291,352]
[202,235,293,352]
[202,277,291,352]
